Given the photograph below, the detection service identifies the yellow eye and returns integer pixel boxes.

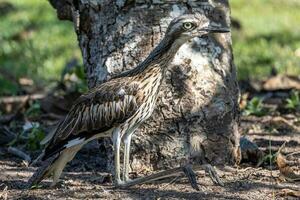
[183,22,194,30]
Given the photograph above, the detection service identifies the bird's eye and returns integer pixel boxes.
[182,22,194,30]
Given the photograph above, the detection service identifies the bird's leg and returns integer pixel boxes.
[112,128,122,185]
[201,164,224,186]
[182,163,200,191]
[122,133,132,182]
[118,163,224,189]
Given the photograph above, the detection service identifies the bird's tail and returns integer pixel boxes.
[27,144,83,189]
[27,153,59,188]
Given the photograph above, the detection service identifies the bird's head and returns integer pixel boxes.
[165,13,230,42]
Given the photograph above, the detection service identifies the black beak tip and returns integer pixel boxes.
[209,27,230,33]
[220,28,230,33]
[204,26,230,33]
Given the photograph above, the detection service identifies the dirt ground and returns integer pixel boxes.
[1,114,299,200]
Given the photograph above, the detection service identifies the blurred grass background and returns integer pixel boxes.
[0,0,81,95]
[0,0,299,95]
[231,0,300,80]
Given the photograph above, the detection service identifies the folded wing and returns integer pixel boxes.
[42,78,143,160]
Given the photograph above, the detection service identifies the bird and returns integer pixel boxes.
[27,13,230,188]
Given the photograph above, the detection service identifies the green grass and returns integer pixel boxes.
[0,0,299,95]
[0,0,81,95]
[231,0,300,80]
[243,97,268,116]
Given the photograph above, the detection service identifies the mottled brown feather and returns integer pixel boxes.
[43,77,143,159]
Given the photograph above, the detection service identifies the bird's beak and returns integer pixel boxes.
[203,24,230,33]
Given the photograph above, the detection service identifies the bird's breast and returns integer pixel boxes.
[138,77,162,121]
[124,73,163,129]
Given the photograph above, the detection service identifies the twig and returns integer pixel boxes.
[160,176,180,189]
[0,94,43,124]
[7,147,31,163]
[0,94,45,104]
[286,151,300,157]
[0,184,8,200]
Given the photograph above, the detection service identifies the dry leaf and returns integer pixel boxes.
[279,189,300,197]
[276,152,300,182]
[263,75,300,91]
[0,185,8,200]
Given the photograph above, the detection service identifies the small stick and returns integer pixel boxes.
[0,185,8,200]
[286,151,300,157]
[7,147,31,163]
[160,175,180,189]
[0,94,45,104]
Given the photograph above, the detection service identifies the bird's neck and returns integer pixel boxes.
[114,34,187,78]
[141,35,183,70]
[131,36,187,98]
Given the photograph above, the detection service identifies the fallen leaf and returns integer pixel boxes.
[0,184,8,200]
[278,189,300,197]
[263,75,300,91]
[276,150,300,182]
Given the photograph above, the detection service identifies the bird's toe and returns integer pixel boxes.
[203,164,224,187]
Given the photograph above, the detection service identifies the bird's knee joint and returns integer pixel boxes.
[112,129,121,144]
[123,135,132,144]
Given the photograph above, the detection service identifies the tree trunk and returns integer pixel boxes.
[49,0,241,174]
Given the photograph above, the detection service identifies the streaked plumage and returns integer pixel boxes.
[28,13,230,188]
[45,78,142,154]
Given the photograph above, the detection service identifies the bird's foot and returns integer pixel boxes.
[114,179,133,189]
[202,164,224,187]
[124,176,132,182]
[50,180,64,188]
[114,179,125,186]
[182,164,200,191]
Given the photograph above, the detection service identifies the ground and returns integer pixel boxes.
[1,113,299,200]
[1,0,300,199]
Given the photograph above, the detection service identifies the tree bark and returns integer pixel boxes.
[49,0,241,174]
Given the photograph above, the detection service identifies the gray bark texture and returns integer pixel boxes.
[49,0,241,174]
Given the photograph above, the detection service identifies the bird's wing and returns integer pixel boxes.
[43,78,143,160]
